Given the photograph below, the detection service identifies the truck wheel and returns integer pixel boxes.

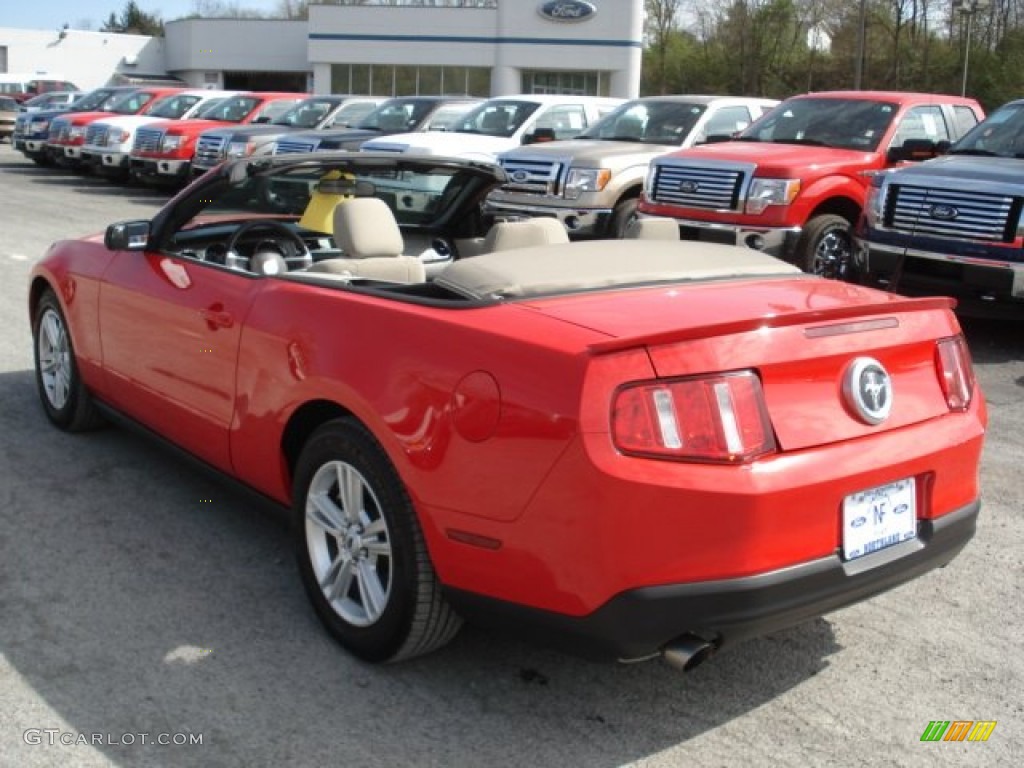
[608,197,639,238]
[795,214,854,279]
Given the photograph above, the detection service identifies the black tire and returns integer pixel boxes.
[32,290,104,432]
[794,213,855,279]
[608,196,639,238]
[293,418,461,662]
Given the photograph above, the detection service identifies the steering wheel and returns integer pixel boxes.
[225,220,312,272]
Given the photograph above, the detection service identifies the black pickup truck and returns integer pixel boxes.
[853,99,1024,314]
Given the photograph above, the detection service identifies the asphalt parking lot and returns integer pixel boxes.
[0,141,1020,768]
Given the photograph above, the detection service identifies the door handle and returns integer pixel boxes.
[200,304,234,330]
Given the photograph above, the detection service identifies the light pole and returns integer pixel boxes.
[953,0,989,97]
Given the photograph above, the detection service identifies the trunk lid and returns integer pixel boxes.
[524,278,961,451]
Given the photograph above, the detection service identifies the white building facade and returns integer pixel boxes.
[3,1,642,98]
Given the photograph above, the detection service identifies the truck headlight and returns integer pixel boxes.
[69,125,86,139]
[29,119,50,132]
[227,140,252,158]
[564,168,611,199]
[745,178,801,214]
[863,174,885,227]
[161,135,187,152]
[111,128,131,144]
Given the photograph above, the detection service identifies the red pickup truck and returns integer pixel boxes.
[638,91,984,278]
[45,87,182,168]
[129,91,306,185]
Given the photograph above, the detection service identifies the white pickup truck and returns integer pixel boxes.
[359,94,622,163]
[485,95,778,238]
[80,89,236,181]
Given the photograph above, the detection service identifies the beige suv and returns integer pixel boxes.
[485,95,777,238]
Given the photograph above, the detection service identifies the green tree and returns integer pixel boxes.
[101,1,164,35]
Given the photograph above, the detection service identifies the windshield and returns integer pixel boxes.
[144,94,203,119]
[73,89,121,111]
[108,90,160,115]
[740,97,897,151]
[182,163,469,231]
[451,101,540,138]
[579,100,706,144]
[357,99,436,132]
[271,98,339,128]
[199,95,261,123]
[951,102,1024,157]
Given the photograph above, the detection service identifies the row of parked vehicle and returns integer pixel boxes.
[9,82,1024,312]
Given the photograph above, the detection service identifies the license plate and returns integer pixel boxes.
[842,478,917,560]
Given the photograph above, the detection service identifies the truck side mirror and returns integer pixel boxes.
[887,138,937,163]
[524,128,556,145]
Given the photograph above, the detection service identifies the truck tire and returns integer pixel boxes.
[608,197,639,239]
[795,214,854,280]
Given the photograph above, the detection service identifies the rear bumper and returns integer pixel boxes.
[446,501,979,661]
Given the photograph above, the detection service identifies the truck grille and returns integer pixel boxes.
[650,162,746,211]
[274,138,319,154]
[133,127,164,153]
[194,135,225,167]
[85,124,109,147]
[49,120,71,143]
[885,184,1019,243]
[498,156,565,195]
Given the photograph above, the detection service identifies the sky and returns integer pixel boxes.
[2,1,287,32]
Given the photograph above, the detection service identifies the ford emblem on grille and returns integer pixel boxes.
[678,180,699,193]
[538,1,596,23]
[928,204,958,221]
[842,357,893,425]
[511,170,530,183]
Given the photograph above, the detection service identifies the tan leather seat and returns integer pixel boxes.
[623,217,679,240]
[304,197,426,283]
[482,218,569,252]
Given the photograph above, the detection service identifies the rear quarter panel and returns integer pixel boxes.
[229,281,605,520]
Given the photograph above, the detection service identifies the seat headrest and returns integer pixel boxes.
[483,218,569,252]
[624,217,679,240]
[333,197,404,258]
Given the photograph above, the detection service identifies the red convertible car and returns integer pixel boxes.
[30,153,985,669]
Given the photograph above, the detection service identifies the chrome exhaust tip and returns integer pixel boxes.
[662,634,716,672]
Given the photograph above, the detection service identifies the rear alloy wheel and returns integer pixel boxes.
[32,290,103,432]
[795,213,854,280]
[293,419,461,662]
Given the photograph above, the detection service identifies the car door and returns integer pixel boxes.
[98,251,259,472]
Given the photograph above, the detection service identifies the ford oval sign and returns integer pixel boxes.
[538,1,597,23]
[928,203,959,221]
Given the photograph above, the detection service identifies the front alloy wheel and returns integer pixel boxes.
[32,289,103,431]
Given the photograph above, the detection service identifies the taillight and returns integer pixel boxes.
[612,370,776,463]
[935,335,975,411]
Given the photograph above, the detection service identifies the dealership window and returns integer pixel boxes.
[331,64,490,97]
[523,70,608,97]
[0,46,8,73]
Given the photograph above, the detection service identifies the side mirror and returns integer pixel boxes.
[887,138,938,163]
[105,220,151,251]
[523,128,556,145]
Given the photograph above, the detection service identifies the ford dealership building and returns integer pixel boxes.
[1,1,643,98]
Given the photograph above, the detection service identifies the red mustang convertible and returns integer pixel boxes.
[29,153,985,669]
